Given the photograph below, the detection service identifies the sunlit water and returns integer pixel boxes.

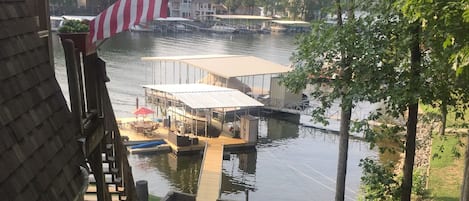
[52,31,376,201]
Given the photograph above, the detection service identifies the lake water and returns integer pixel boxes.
[52,31,376,201]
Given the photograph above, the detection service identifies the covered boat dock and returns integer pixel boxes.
[143,83,263,137]
[141,54,291,97]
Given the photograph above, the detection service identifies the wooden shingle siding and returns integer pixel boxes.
[0,18,38,40]
[1,0,84,201]
[0,34,43,60]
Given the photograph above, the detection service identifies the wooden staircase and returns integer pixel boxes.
[61,39,138,201]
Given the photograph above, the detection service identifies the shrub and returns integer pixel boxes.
[58,19,89,33]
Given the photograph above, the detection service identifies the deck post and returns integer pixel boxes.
[61,39,84,133]
[191,108,194,134]
[262,75,265,95]
[186,63,189,83]
[205,111,208,137]
[221,108,225,132]
[83,53,99,112]
[195,110,198,136]
[159,60,162,84]
[251,76,254,94]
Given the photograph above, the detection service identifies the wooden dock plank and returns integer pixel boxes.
[196,143,224,201]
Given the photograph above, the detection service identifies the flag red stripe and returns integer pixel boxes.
[135,0,144,25]
[122,0,132,31]
[90,0,169,43]
[146,0,155,22]
[97,9,107,41]
[89,19,95,43]
[160,0,168,17]
[110,0,121,36]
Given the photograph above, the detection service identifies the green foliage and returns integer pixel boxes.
[149,194,161,201]
[421,103,469,128]
[431,135,463,168]
[412,168,430,200]
[359,158,401,201]
[58,19,89,33]
[359,160,430,201]
[428,135,465,201]
[397,0,469,74]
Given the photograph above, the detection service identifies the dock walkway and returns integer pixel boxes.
[196,142,224,201]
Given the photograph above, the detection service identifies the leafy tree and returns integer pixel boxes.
[397,1,469,200]
[240,0,256,15]
[282,0,403,199]
[359,158,400,201]
[287,0,303,20]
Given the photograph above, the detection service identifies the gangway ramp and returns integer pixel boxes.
[196,143,224,201]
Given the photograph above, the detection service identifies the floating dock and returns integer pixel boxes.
[196,143,224,201]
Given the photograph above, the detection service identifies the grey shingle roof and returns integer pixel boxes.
[0,1,84,201]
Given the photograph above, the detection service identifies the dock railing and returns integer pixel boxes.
[197,141,209,190]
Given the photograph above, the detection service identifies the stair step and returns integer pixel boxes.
[90,168,118,175]
[106,143,114,150]
[86,185,123,194]
[104,156,115,163]
[89,175,122,185]
[84,194,122,201]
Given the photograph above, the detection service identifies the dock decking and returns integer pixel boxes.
[196,143,224,201]
[117,117,256,201]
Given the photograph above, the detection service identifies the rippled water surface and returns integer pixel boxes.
[52,31,376,201]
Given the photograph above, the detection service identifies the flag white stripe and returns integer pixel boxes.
[91,0,167,43]
[102,4,114,39]
[141,0,149,23]
[92,14,101,42]
[116,0,126,32]
[129,0,138,27]
[154,0,162,18]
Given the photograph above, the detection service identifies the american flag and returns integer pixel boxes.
[89,0,168,43]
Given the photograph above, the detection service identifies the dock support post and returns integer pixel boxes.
[205,111,208,137]
[262,75,265,95]
[221,108,225,132]
[136,180,148,201]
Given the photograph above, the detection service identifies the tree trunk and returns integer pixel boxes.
[461,135,469,201]
[335,101,352,201]
[401,22,421,201]
[439,103,447,135]
[334,1,354,201]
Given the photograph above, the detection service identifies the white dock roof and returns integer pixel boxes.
[143,84,264,109]
[212,15,272,20]
[272,20,310,25]
[141,55,291,78]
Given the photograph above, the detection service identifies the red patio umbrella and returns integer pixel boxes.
[133,107,154,116]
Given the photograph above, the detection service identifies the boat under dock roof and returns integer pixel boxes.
[143,83,264,109]
[141,55,291,78]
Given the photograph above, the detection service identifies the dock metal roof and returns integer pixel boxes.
[141,55,291,78]
[143,84,264,109]
[271,20,310,25]
[212,15,272,20]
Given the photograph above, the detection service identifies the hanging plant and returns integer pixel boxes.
[58,19,90,33]
[57,19,95,55]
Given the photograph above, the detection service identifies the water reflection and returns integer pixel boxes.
[222,151,258,198]
[51,31,375,200]
[131,153,202,195]
[128,116,374,200]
